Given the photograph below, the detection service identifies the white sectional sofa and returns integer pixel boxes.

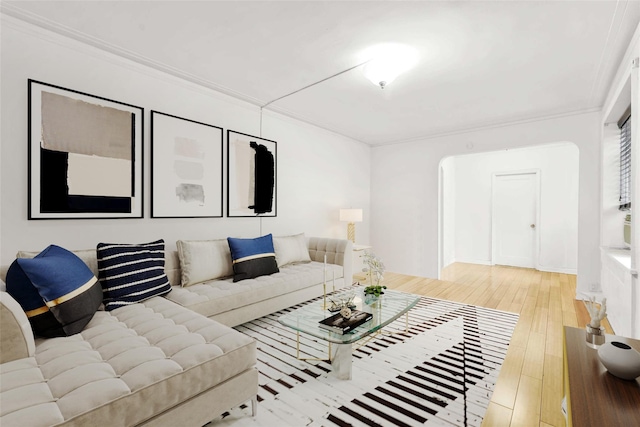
[0,236,352,426]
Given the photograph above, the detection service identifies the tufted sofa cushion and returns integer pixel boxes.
[0,296,256,427]
[167,261,344,320]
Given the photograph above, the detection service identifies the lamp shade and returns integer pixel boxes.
[340,209,363,223]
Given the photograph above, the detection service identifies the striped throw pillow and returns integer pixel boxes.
[227,234,279,282]
[97,240,172,311]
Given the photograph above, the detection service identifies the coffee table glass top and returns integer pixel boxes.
[277,287,420,344]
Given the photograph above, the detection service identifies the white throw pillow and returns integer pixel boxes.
[176,239,233,286]
[273,233,312,267]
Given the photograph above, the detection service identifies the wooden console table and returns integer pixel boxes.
[563,326,640,426]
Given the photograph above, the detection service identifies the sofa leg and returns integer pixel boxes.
[251,396,258,417]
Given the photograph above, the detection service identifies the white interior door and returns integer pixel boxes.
[492,171,539,268]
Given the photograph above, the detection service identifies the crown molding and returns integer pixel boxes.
[1,7,368,146]
[601,19,640,123]
[259,108,370,147]
[268,101,602,148]
[263,103,369,143]
[1,3,266,108]
[587,0,634,107]
[0,2,608,149]
[368,107,603,147]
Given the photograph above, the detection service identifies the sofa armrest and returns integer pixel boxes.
[0,289,36,364]
[307,237,353,283]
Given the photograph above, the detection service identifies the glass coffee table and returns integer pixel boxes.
[278,287,420,380]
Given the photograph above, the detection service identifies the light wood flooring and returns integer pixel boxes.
[360,263,613,427]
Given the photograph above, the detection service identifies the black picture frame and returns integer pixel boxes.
[150,111,224,218]
[28,79,144,219]
[227,130,277,217]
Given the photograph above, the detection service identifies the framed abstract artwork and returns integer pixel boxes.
[28,80,144,219]
[150,111,223,218]
[227,130,277,217]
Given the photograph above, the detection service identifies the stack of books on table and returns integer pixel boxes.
[318,310,373,334]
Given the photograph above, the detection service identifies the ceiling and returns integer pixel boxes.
[3,1,639,146]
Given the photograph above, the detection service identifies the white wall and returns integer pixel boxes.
[440,157,455,269]
[599,22,639,338]
[371,111,601,296]
[0,16,371,266]
[449,143,579,273]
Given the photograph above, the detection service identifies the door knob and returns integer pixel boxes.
[530,224,536,229]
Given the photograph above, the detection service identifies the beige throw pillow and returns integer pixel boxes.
[176,239,233,287]
[273,233,312,267]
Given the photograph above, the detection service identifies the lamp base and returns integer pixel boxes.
[347,223,355,243]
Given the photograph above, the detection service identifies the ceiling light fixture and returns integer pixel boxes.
[362,43,419,89]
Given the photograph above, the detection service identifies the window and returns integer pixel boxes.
[619,107,632,210]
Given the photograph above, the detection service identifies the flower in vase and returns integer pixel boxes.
[586,296,607,329]
[362,251,385,286]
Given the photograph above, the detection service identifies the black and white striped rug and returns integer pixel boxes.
[211,294,519,427]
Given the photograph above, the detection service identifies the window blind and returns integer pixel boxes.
[619,109,632,210]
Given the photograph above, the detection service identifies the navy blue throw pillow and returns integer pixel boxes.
[97,239,172,311]
[6,245,103,337]
[227,234,279,282]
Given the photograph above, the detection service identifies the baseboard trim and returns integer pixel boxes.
[537,266,577,275]
[449,259,577,274]
[454,258,493,266]
[576,290,604,301]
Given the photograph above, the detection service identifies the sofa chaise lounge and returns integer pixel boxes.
[0,236,352,426]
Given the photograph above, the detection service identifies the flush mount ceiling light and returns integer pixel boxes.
[362,43,419,89]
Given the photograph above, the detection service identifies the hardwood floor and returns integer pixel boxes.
[366,263,613,427]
